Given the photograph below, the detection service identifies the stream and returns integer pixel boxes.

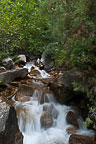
[12,63,94,144]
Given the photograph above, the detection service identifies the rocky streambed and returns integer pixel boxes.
[0,61,95,144]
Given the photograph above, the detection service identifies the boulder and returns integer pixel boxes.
[69,134,95,144]
[40,111,53,129]
[18,55,26,65]
[49,69,83,104]
[0,68,28,85]
[41,51,53,71]
[66,111,79,129]
[0,67,6,73]
[2,58,14,70]
[0,102,10,132]
[15,84,34,101]
[0,106,23,144]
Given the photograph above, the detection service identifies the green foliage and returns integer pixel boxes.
[0,0,50,61]
[40,0,96,69]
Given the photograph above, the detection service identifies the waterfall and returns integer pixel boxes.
[14,63,95,144]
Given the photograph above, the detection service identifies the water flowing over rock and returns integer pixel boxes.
[2,58,14,70]
[0,62,95,144]
[0,68,28,85]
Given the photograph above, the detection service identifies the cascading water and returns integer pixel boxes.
[14,63,95,144]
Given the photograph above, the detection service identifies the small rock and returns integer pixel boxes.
[0,67,6,73]
[66,126,77,134]
[66,111,79,129]
[69,134,95,144]
[2,58,14,70]
[15,84,34,101]
[40,111,53,129]
[18,55,26,65]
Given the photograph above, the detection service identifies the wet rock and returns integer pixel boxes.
[18,55,26,65]
[0,68,28,85]
[0,102,10,132]
[52,107,59,119]
[69,134,95,144]
[0,67,6,73]
[2,58,14,70]
[43,104,53,113]
[0,107,23,144]
[66,111,79,129]
[49,69,83,104]
[30,69,40,76]
[15,84,34,101]
[66,126,77,134]
[39,94,50,104]
[40,111,53,129]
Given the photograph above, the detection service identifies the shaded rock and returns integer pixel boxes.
[0,67,6,73]
[66,126,77,134]
[40,111,53,129]
[0,68,28,85]
[41,51,53,71]
[0,102,10,132]
[2,58,14,70]
[15,84,34,101]
[49,69,83,104]
[66,111,79,129]
[69,134,95,144]
[0,107,23,144]
[18,55,26,65]
[52,107,59,119]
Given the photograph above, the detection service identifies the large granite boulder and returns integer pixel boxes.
[2,58,14,70]
[0,106,23,144]
[49,69,84,104]
[0,68,28,85]
[41,50,53,71]
[0,102,10,132]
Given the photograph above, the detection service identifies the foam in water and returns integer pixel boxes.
[24,63,50,78]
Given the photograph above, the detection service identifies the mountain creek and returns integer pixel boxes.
[0,62,95,144]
